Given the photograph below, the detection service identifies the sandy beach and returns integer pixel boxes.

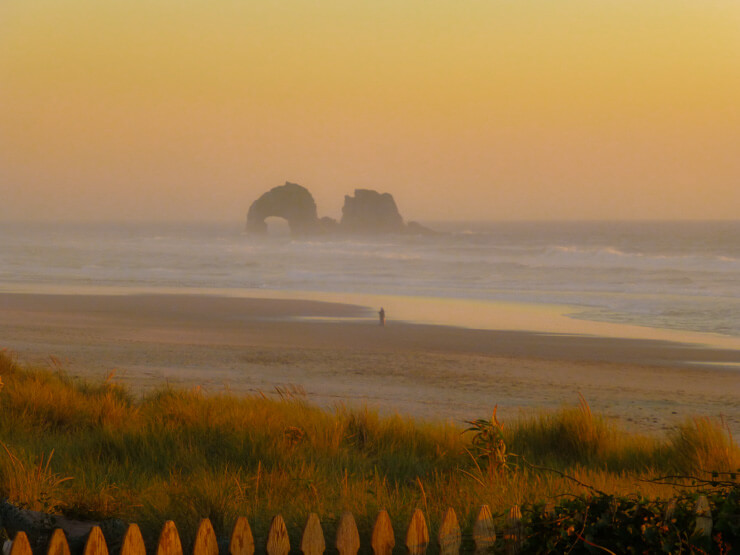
[1,291,738,436]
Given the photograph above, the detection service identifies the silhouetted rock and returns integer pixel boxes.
[246,182,434,236]
[340,189,405,233]
[246,182,320,236]
[319,216,340,233]
[406,220,436,235]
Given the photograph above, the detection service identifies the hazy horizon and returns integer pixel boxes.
[2,1,739,223]
[2,213,740,227]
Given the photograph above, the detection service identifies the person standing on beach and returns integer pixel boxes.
[378,307,385,326]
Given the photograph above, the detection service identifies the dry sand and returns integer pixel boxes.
[1,292,738,436]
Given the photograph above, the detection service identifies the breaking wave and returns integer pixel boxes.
[1,220,738,337]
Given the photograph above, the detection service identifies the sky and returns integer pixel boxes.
[1,1,739,223]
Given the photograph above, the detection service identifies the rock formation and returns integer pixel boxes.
[246,182,432,236]
[340,189,405,234]
[246,182,321,236]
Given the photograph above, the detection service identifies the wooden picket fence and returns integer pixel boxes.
[5,505,513,555]
[4,495,718,555]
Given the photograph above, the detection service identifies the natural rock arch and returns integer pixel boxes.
[246,182,433,236]
[246,182,321,236]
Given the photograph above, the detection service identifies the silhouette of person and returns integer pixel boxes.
[378,307,386,326]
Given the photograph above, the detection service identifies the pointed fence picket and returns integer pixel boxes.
[404,509,429,555]
[335,512,360,555]
[3,499,727,555]
[82,527,107,555]
[157,521,182,555]
[300,514,324,555]
[228,517,254,555]
[193,520,218,555]
[8,531,31,555]
[694,495,713,537]
[437,507,460,555]
[370,510,394,555]
[47,528,72,555]
[504,506,522,555]
[265,516,289,555]
[472,505,495,554]
[120,525,145,555]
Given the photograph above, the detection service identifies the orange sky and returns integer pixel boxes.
[1,1,739,222]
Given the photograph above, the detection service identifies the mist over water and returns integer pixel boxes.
[1,220,738,337]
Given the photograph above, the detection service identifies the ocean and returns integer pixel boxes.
[1,220,738,340]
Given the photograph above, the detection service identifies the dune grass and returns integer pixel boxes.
[0,349,737,550]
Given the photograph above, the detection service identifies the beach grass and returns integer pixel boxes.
[1,350,737,549]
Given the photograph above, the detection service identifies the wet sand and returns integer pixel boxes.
[1,292,738,435]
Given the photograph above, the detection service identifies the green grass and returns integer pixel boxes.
[1,350,737,551]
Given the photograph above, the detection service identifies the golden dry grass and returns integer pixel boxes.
[0,350,737,549]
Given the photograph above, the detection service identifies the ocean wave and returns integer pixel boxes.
[533,244,740,273]
[2,220,739,338]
